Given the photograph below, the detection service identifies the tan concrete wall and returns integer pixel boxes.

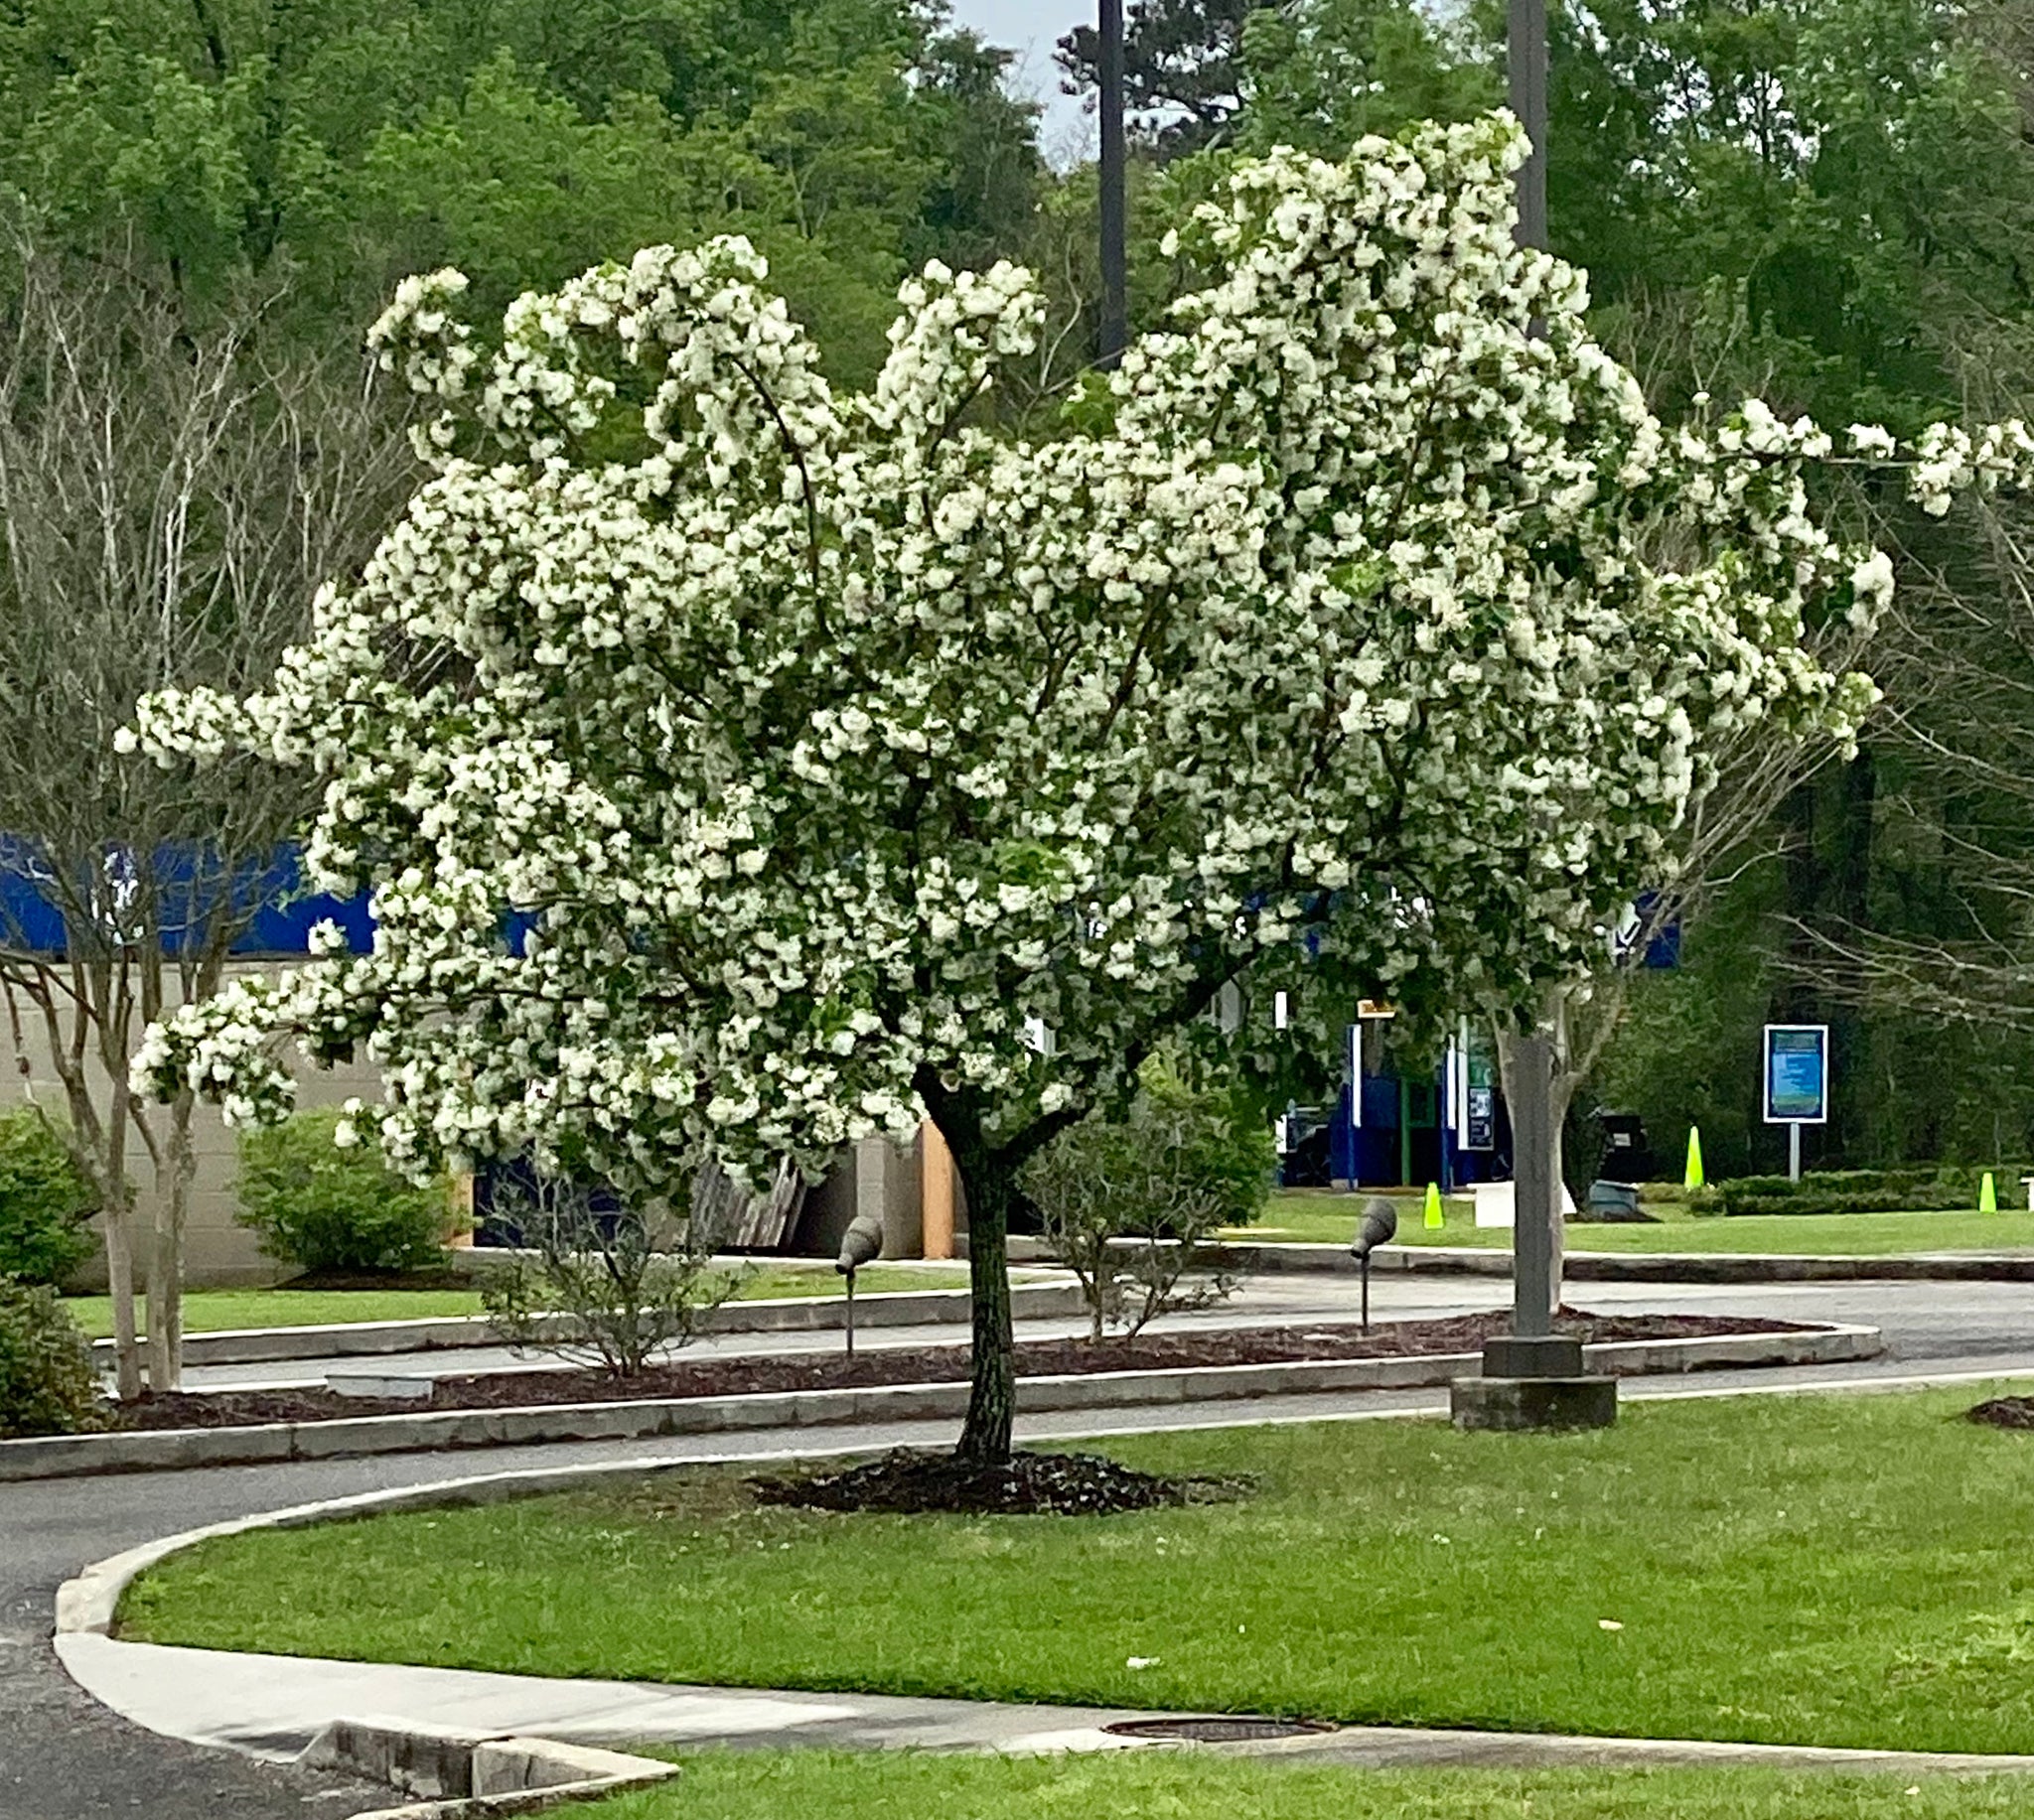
[794,1134,925,1262]
[4,959,940,1286]
[1,962,383,1287]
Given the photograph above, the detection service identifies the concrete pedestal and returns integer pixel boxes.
[1450,1333,1618,1431]
[1450,1373,1618,1431]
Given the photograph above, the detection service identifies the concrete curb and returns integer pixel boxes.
[55,1451,843,1638]
[1213,1241,2034,1283]
[304,1719,674,1819]
[94,1279,1082,1369]
[8,1323,1881,1484]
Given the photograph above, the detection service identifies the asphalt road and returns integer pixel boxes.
[7,1273,2034,1819]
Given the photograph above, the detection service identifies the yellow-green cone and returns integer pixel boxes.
[1981,1171,1998,1213]
[1424,1182,1444,1229]
[1684,1126,1705,1191]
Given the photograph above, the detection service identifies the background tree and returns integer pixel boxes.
[134,122,1883,1463]
[1059,0,1261,155]
[0,231,409,1393]
[0,0,1040,382]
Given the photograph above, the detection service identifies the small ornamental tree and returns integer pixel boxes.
[130,115,2020,1464]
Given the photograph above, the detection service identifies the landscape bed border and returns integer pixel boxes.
[87,1277,1087,1369]
[5,1323,1881,1482]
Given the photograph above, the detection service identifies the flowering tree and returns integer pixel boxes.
[132,114,2008,1462]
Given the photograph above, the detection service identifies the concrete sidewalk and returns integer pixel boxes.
[56,1633,2034,1778]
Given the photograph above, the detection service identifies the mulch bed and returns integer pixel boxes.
[1968,1396,2034,1431]
[750,1447,1253,1517]
[113,1307,1804,1434]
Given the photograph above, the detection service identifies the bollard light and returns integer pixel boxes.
[1350,1197,1397,1334]
[836,1210,885,1357]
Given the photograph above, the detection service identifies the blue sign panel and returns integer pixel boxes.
[0,838,375,960]
[1763,1024,1829,1125]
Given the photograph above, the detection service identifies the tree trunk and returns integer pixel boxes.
[953,1145,1017,1466]
[102,1065,145,1399]
[145,1091,197,1391]
[103,1184,143,1401]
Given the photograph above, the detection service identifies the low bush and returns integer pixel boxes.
[0,1108,97,1286]
[1711,1166,2027,1218]
[236,1110,454,1274]
[480,1171,735,1376]
[0,1275,106,1437]
[1022,1065,1274,1341]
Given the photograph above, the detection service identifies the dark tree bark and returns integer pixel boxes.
[953,1140,1018,1464]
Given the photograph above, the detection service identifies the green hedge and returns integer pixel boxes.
[0,1276,106,1437]
[1710,1166,2027,1219]
[0,1109,98,1286]
[236,1109,453,1274]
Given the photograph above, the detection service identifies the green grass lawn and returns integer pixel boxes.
[63,1263,978,1338]
[1240,1191,2034,1255]
[575,1750,2034,1819]
[121,1387,2034,1756]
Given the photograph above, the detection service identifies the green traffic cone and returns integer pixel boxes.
[1981,1171,1998,1213]
[1684,1126,1705,1192]
[1424,1182,1445,1229]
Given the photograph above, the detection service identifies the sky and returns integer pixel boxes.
[948,0,1097,164]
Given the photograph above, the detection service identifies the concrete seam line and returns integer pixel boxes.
[11,1326,1882,1485]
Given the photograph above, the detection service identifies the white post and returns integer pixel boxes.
[1789,1122,1802,1184]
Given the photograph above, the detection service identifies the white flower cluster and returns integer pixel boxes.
[125,113,2023,1191]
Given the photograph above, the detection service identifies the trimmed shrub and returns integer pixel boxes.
[0,1109,97,1286]
[0,1276,106,1438]
[1712,1166,2027,1219]
[236,1110,453,1274]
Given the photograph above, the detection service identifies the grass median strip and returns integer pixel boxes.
[63,1264,980,1338]
[120,1387,2034,1756]
[1242,1194,2034,1254]
[571,1751,2034,1819]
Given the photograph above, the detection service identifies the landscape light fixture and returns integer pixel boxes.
[835,1209,885,1357]
[1350,1196,1397,1334]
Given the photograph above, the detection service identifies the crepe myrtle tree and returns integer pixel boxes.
[126,114,2016,1464]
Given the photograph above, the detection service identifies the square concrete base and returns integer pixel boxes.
[1450,1374,1618,1431]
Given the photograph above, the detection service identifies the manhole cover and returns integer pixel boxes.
[1102,1717,1336,1744]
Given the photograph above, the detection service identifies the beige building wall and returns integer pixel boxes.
[5,958,946,1286]
[2,961,384,1287]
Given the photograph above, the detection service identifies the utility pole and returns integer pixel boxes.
[1097,0,1128,367]
[1450,0,1615,1431]
[1507,0,1557,1344]
[1509,0,1548,252]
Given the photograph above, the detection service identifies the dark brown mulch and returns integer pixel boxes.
[115,1306,1807,1434]
[749,1446,1254,1517]
[1968,1396,2034,1431]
